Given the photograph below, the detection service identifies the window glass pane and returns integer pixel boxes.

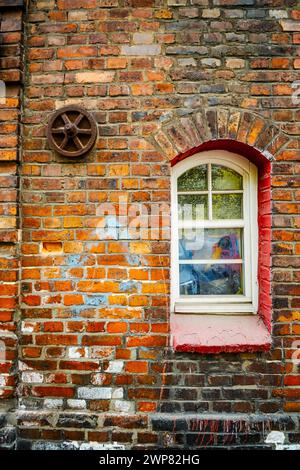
[212,194,243,219]
[179,263,243,296]
[212,165,243,190]
[177,165,208,191]
[178,194,208,221]
[179,228,243,260]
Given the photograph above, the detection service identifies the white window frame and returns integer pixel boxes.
[171,149,258,315]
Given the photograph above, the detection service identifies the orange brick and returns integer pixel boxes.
[108,164,129,177]
[63,217,83,228]
[107,322,128,333]
[130,322,149,333]
[127,336,167,347]
[64,294,84,306]
[129,269,149,280]
[107,58,127,69]
[125,361,148,374]
[131,84,153,96]
[22,295,40,306]
[108,295,128,306]
[44,322,64,332]
[35,334,77,346]
[137,402,157,412]
[86,322,106,332]
[129,296,149,307]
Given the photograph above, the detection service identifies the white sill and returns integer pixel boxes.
[174,302,256,314]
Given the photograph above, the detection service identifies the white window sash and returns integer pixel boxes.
[179,260,243,265]
[178,220,245,228]
[171,150,258,315]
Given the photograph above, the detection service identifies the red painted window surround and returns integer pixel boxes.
[171,139,272,354]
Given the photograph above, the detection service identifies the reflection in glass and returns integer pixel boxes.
[178,194,208,221]
[177,165,207,191]
[179,228,243,260]
[212,194,243,219]
[212,165,243,190]
[179,263,243,296]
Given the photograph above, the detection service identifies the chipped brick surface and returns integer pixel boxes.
[0,1,23,420]
[0,0,300,449]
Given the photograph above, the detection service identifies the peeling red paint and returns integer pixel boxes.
[170,139,272,168]
[175,343,270,354]
[172,314,271,354]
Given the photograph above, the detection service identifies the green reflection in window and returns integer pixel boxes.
[212,165,243,190]
[212,194,243,219]
[177,165,207,191]
[178,194,208,220]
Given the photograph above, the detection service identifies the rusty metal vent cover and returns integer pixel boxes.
[47,105,97,157]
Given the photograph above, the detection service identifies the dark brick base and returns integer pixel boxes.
[149,413,297,449]
[0,412,17,450]
[1,411,298,450]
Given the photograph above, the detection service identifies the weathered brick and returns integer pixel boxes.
[0,0,299,452]
[280,20,300,32]
[75,71,115,83]
[120,45,161,56]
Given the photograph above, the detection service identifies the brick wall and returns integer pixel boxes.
[1,0,300,449]
[0,0,23,450]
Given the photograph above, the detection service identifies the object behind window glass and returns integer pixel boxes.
[179,233,243,296]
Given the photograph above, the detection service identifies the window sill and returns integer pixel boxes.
[175,300,255,314]
[171,313,271,354]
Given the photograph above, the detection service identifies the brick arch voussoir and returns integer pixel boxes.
[148,107,290,163]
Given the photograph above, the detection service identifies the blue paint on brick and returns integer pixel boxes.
[59,268,67,279]
[132,111,147,121]
[71,306,87,317]
[105,215,118,227]
[208,97,219,106]
[125,255,140,266]
[160,112,173,123]
[119,228,142,240]
[68,255,81,266]
[97,226,118,240]
[85,295,107,306]
[119,280,140,293]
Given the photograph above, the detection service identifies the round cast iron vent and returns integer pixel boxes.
[47,105,97,157]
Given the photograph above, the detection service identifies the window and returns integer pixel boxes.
[171,150,258,315]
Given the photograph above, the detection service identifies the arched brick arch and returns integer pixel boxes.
[145,108,293,352]
[148,107,290,164]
